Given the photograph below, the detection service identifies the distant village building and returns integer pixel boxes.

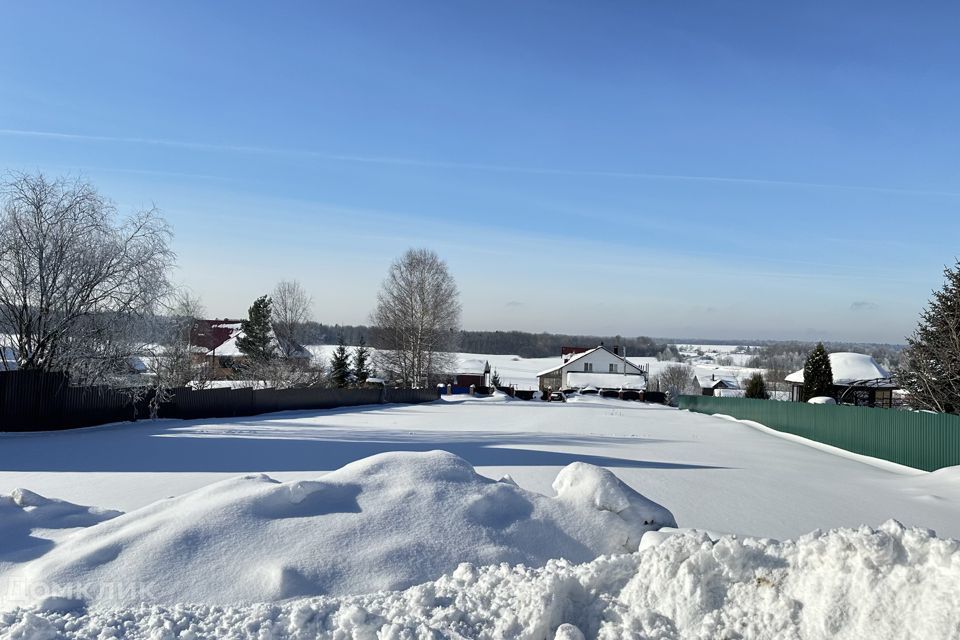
[454,359,491,388]
[536,345,648,392]
[189,319,310,377]
[695,373,741,396]
[785,352,897,407]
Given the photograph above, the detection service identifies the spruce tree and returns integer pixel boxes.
[330,334,352,388]
[236,295,276,363]
[353,336,371,387]
[744,372,769,399]
[491,369,502,388]
[802,342,833,401]
[899,261,960,413]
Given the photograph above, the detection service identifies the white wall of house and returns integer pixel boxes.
[559,350,643,387]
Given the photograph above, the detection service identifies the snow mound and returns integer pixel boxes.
[2,451,675,608]
[2,521,956,639]
[0,489,121,569]
[553,462,675,551]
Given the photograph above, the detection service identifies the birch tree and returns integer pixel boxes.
[371,248,461,387]
[272,279,312,357]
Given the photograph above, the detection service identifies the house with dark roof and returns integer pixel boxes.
[190,319,310,377]
[695,373,741,396]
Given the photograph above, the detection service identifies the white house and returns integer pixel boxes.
[536,345,647,392]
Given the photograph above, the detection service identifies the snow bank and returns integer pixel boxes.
[0,490,120,571]
[2,521,956,639]
[1,451,675,609]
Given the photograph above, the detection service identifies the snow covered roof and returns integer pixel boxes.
[190,319,244,352]
[566,372,646,390]
[457,359,490,375]
[211,334,245,357]
[536,346,644,378]
[196,320,309,359]
[696,374,740,390]
[536,348,598,377]
[785,352,895,387]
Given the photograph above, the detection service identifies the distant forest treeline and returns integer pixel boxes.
[741,341,903,373]
[300,323,665,358]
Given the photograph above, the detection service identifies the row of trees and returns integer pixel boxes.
[0,173,464,397]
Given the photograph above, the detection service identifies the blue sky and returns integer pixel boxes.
[1,1,958,343]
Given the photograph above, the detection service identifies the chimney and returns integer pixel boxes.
[712,373,715,381]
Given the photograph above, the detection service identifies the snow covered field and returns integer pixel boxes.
[1,395,959,637]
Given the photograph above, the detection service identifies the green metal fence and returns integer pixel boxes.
[677,395,960,471]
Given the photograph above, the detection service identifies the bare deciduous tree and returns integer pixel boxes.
[0,172,174,385]
[652,363,698,404]
[371,248,461,387]
[137,290,212,417]
[272,279,313,357]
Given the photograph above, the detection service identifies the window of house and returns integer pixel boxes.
[584,362,593,372]
[609,363,618,373]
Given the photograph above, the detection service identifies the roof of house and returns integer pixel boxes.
[190,319,244,352]
[696,374,741,390]
[457,359,490,375]
[191,319,309,359]
[536,346,645,377]
[785,352,895,387]
[565,372,646,390]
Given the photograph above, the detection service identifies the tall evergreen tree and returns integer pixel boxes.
[899,262,960,413]
[330,334,352,388]
[491,369,502,388]
[236,295,276,363]
[802,342,833,400]
[353,336,371,387]
[744,372,770,399]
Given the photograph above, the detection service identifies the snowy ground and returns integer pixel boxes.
[2,395,959,637]
[3,396,958,539]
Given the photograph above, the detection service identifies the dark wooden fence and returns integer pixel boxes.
[0,370,438,432]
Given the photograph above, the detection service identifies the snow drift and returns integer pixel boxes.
[2,521,957,640]
[0,489,120,572]
[1,451,675,609]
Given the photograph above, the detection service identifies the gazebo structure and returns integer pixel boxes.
[785,352,898,408]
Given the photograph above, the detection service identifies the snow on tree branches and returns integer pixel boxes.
[899,261,960,413]
[802,342,834,401]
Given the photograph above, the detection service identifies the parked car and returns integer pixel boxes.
[549,391,567,402]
